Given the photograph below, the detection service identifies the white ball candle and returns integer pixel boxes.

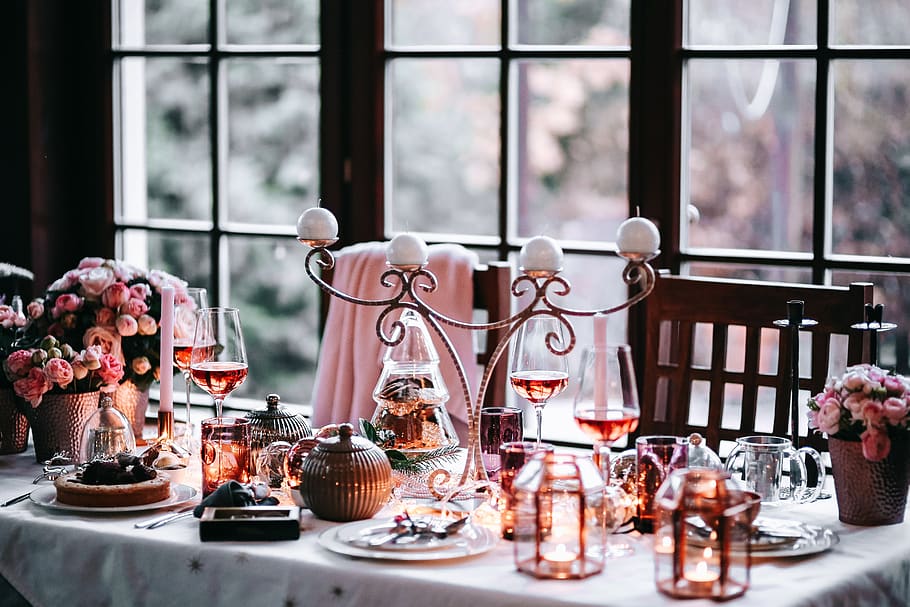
[519,236,564,273]
[616,216,660,255]
[387,233,429,267]
[296,207,338,241]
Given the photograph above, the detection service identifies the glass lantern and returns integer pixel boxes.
[512,453,606,579]
[370,309,459,455]
[79,392,136,464]
[653,468,760,600]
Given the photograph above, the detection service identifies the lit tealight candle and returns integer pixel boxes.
[519,236,563,274]
[387,233,429,267]
[296,207,339,241]
[654,535,674,555]
[616,216,660,255]
[542,544,578,574]
[685,560,720,586]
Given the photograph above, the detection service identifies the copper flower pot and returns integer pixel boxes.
[112,380,149,439]
[829,436,910,526]
[0,388,29,454]
[31,390,101,462]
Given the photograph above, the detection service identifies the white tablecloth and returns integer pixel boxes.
[1,448,909,607]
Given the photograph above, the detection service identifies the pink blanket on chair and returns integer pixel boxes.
[310,242,479,443]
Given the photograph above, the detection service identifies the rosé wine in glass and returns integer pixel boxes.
[190,307,247,417]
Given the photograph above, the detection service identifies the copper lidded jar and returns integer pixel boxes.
[299,423,392,521]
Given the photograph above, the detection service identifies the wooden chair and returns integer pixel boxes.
[635,273,873,454]
[320,259,512,406]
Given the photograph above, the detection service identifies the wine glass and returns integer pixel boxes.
[174,287,208,447]
[573,344,640,480]
[509,315,570,448]
[573,344,640,558]
[190,307,248,417]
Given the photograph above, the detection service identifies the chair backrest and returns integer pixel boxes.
[319,260,512,406]
[636,273,873,454]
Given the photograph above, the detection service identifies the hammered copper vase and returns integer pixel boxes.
[112,380,149,439]
[0,389,30,454]
[829,436,910,526]
[31,390,101,462]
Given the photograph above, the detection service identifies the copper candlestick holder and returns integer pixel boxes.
[298,233,658,498]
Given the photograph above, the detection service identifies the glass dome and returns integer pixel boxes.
[370,309,458,455]
[79,392,136,463]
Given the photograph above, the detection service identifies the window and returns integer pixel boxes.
[110,1,910,440]
[112,1,322,413]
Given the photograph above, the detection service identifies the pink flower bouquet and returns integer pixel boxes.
[808,363,910,461]
[21,257,195,391]
[3,337,124,407]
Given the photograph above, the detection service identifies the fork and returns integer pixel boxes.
[135,506,196,529]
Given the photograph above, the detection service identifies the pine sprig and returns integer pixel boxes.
[359,418,460,474]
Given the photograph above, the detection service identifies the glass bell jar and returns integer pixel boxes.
[79,391,136,463]
[370,309,458,456]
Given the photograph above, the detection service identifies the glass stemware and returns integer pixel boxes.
[572,344,640,480]
[190,307,248,418]
[573,344,640,558]
[509,315,570,448]
[174,287,208,448]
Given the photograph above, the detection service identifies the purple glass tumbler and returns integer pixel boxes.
[635,435,688,533]
[499,441,554,539]
[480,406,523,482]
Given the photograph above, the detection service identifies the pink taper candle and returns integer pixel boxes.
[158,286,175,413]
[593,314,607,407]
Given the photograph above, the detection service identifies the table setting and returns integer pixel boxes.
[0,208,909,606]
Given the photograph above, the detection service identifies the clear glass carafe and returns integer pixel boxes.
[369,309,458,455]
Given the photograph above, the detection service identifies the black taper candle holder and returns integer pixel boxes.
[774,301,817,450]
[852,303,897,367]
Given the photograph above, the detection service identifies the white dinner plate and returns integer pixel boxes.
[29,484,198,513]
[319,519,498,561]
[745,518,839,559]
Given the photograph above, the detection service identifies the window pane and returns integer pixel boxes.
[226,0,319,45]
[832,61,910,258]
[687,0,815,46]
[832,271,910,375]
[686,59,814,253]
[685,263,813,284]
[120,229,212,292]
[514,59,629,240]
[388,58,499,236]
[119,58,211,223]
[227,59,320,226]
[117,0,208,46]
[389,0,499,47]
[833,0,910,45]
[514,0,630,47]
[226,236,320,403]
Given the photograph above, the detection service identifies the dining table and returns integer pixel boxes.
[1,446,909,607]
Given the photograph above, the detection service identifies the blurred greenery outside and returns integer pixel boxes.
[114,1,910,426]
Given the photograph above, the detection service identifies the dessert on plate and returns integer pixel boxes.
[54,454,171,507]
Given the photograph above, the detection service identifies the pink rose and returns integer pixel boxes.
[95,307,116,327]
[137,314,157,336]
[815,400,842,436]
[843,393,868,421]
[131,356,152,376]
[0,305,24,329]
[52,293,83,318]
[49,269,81,292]
[77,257,105,269]
[82,345,104,371]
[13,367,52,408]
[96,354,125,386]
[147,269,185,290]
[4,349,34,377]
[129,283,151,301]
[174,305,198,340]
[883,375,905,397]
[83,326,123,362]
[112,261,142,282]
[861,428,891,462]
[882,397,908,426]
[861,399,884,427]
[121,298,149,319]
[79,266,116,299]
[27,299,44,320]
[44,358,74,389]
[102,282,131,309]
[115,314,139,337]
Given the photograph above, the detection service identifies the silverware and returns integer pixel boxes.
[1,491,32,507]
[135,506,196,529]
[368,515,469,546]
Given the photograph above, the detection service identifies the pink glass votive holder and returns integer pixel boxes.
[201,417,251,497]
[480,407,523,482]
[499,440,554,540]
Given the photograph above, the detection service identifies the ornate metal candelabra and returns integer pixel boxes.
[296,208,660,498]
